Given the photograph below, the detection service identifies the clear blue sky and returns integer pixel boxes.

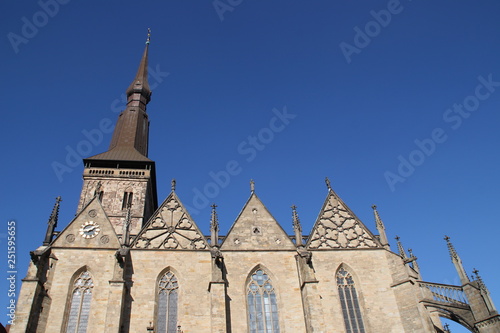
[2,1,500,331]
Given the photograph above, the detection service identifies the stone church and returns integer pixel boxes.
[12,35,500,333]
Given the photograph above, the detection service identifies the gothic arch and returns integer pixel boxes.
[245,265,282,333]
[334,263,369,333]
[426,306,475,332]
[61,266,95,333]
[154,267,180,333]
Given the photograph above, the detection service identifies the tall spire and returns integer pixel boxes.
[291,205,303,247]
[126,28,152,104]
[89,28,154,162]
[43,196,62,245]
[445,235,470,285]
[210,204,219,247]
[372,205,389,249]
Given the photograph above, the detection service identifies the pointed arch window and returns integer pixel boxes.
[65,270,93,333]
[157,271,178,333]
[337,268,365,333]
[247,269,280,333]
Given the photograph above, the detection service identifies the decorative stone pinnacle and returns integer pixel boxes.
[171,179,176,191]
[48,196,62,225]
[250,179,255,192]
[291,204,303,247]
[43,196,63,245]
[291,205,302,231]
[146,28,151,45]
[325,177,331,190]
[395,236,407,259]
[444,235,458,259]
[210,203,219,230]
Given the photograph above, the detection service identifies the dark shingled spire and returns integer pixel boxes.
[87,29,153,163]
[126,28,152,103]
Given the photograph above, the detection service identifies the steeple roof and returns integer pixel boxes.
[125,30,152,102]
[86,30,153,164]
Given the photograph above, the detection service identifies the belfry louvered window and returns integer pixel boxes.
[157,271,178,333]
[247,269,280,333]
[337,267,365,333]
[65,270,93,333]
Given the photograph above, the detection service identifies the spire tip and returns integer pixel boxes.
[146,28,151,45]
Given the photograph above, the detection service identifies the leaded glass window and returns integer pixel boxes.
[157,271,178,333]
[65,270,93,333]
[337,268,365,333]
[247,269,280,333]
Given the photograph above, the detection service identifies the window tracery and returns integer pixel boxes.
[337,267,365,333]
[247,269,280,333]
[157,271,178,333]
[65,270,93,333]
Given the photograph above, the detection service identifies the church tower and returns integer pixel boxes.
[77,30,158,238]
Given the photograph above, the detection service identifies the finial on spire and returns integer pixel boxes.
[444,235,470,285]
[43,196,62,246]
[325,177,331,190]
[250,179,255,192]
[395,235,408,259]
[171,179,176,191]
[372,204,389,249]
[146,28,151,45]
[292,205,303,247]
[210,203,219,247]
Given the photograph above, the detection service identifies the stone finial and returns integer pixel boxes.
[146,28,151,45]
[395,235,408,259]
[408,248,421,275]
[444,235,470,285]
[171,179,176,191]
[325,177,331,190]
[472,268,498,313]
[250,179,255,192]
[292,205,303,247]
[372,204,389,249]
[210,204,219,247]
[43,196,62,246]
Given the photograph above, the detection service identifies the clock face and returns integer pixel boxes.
[79,221,101,239]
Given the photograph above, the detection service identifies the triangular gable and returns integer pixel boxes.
[52,197,121,249]
[307,189,381,249]
[131,191,209,250]
[221,193,295,251]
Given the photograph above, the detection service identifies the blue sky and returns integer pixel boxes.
[2,1,500,331]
